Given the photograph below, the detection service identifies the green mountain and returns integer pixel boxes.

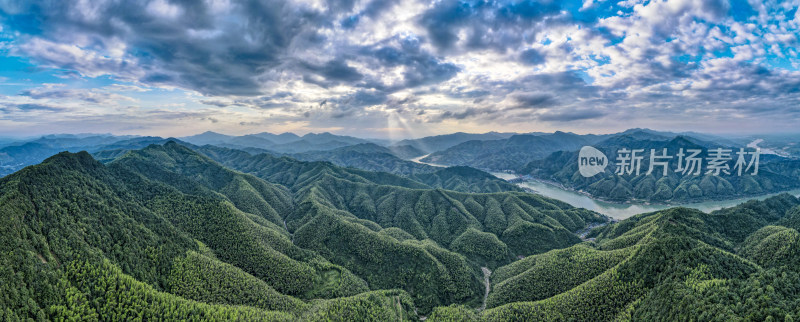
[2,140,799,321]
[394,132,518,154]
[0,135,178,177]
[421,131,599,170]
[201,144,519,193]
[483,193,800,320]
[520,133,800,203]
[287,143,519,193]
[0,141,608,319]
[387,144,427,159]
[290,143,438,175]
[180,131,381,154]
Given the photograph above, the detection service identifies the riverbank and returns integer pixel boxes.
[406,156,800,220]
[507,176,800,220]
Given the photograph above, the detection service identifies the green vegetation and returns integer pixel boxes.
[291,143,438,176]
[428,304,479,321]
[450,228,509,267]
[293,207,482,313]
[300,289,416,321]
[410,166,521,193]
[740,225,800,269]
[55,259,294,321]
[168,251,308,313]
[521,134,800,203]
[421,132,592,170]
[206,144,519,193]
[487,244,633,308]
[3,141,799,321]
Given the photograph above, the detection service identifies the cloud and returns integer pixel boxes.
[309,59,365,83]
[510,93,557,110]
[1,0,800,135]
[19,84,136,104]
[519,49,546,65]
[536,108,606,122]
[418,0,563,52]
[106,84,151,92]
[200,99,232,108]
[5,103,67,112]
[436,107,498,121]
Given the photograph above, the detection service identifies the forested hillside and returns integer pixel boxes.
[421,131,599,170]
[393,132,517,155]
[0,142,606,320]
[1,142,798,320]
[290,143,438,175]
[197,145,520,193]
[520,133,800,203]
[482,194,800,320]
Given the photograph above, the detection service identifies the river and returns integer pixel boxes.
[497,174,800,220]
[410,154,800,220]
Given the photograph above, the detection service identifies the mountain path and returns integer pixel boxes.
[479,267,492,311]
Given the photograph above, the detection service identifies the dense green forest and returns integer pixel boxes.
[196,144,520,193]
[1,141,799,320]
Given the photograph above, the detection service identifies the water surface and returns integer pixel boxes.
[409,154,800,220]
[495,172,800,220]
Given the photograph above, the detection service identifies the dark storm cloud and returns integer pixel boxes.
[337,89,388,107]
[511,93,557,109]
[3,0,800,134]
[199,100,230,108]
[437,107,498,121]
[418,0,563,52]
[1,0,355,96]
[302,59,364,84]
[2,0,465,98]
[359,36,461,89]
[339,0,397,29]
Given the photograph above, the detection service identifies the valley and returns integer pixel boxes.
[1,130,799,321]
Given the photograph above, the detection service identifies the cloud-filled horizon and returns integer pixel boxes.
[1,0,799,139]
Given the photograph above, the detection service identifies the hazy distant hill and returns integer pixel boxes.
[421,131,602,170]
[0,134,158,176]
[179,130,233,145]
[387,144,427,159]
[181,131,378,153]
[393,132,518,154]
[290,143,437,175]
[249,132,302,144]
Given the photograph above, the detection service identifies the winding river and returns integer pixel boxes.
[411,154,800,220]
[499,175,800,220]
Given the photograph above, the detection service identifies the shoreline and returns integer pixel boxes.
[502,170,800,208]
[405,156,800,217]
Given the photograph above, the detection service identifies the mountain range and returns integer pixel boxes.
[519,132,800,203]
[2,141,800,320]
[1,129,798,205]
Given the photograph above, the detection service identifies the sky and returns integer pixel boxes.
[0,0,799,140]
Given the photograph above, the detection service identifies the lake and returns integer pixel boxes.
[409,154,800,220]
[495,173,800,220]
